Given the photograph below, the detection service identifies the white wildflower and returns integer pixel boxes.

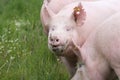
[10,56,15,60]
[0,46,4,50]
[7,50,12,54]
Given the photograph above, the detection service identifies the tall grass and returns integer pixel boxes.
[0,0,69,80]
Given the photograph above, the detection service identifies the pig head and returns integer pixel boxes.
[44,4,86,56]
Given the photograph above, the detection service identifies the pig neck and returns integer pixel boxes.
[80,28,106,66]
[67,30,83,63]
[79,31,109,70]
[62,44,79,62]
[64,50,78,67]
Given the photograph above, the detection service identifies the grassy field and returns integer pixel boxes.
[0,0,69,80]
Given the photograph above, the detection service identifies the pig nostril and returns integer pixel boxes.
[50,38,53,41]
[56,39,59,42]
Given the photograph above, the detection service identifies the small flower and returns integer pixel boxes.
[0,46,4,50]
[7,50,12,54]
[10,56,15,60]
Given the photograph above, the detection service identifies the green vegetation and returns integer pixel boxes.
[0,0,69,80]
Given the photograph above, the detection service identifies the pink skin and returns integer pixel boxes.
[40,0,120,78]
[72,12,120,80]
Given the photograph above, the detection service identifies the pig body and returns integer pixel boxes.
[40,0,120,78]
[72,12,120,80]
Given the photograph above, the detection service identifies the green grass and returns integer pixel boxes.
[0,0,69,80]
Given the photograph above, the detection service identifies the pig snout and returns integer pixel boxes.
[48,34,68,54]
[49,35,60,47]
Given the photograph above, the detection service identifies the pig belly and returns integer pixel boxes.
[95,12,120,77]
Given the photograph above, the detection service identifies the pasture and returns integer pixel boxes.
[0,0,68,80]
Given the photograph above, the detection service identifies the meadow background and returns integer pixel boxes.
[0,0,69,80]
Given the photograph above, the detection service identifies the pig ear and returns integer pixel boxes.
[41,4,55,35]
[72,3,86,26]
[43,4,55,25]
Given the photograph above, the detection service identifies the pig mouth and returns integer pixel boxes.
[52,47,64,53]
[49,41,69,56]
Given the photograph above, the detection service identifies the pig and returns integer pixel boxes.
[71,12,120,80]
[40,0,120,78]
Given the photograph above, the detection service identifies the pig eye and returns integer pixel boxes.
[66,28,72,31]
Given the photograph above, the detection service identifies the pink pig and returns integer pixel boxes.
[40,0,120,78]
[72,12,120,80]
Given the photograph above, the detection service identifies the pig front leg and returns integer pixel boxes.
[71,65,90,80]
[113,68,120,80]
[71,68,82,80]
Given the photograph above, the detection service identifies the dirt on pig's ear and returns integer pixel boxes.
[73,3,86,26]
